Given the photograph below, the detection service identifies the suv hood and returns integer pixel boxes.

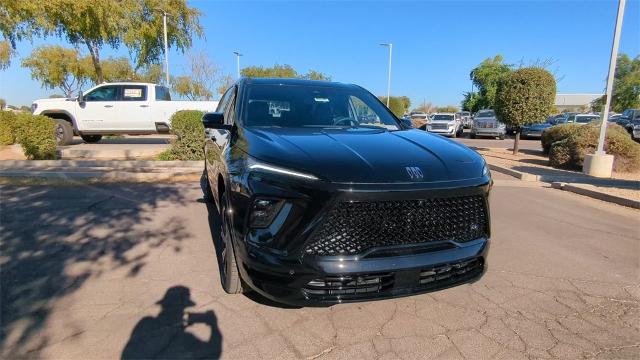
[241,128,484,183]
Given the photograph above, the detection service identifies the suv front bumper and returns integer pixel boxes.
[230,176,492,306]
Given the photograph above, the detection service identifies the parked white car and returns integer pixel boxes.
[425,113,464,138]
[32,82,219,145]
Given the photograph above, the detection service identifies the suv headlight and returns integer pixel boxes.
[247,157,319,180]
[482,162,490,177]
[249,198,285,228]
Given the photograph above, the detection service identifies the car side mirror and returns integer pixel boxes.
[202,112,232,130]
[77,91,84,103]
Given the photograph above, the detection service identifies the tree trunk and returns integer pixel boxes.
[85,40,103,83]
[513,130,521,155]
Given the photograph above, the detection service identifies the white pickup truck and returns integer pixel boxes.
[32,82,218,145]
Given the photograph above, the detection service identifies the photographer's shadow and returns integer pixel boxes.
[121,286,222,359]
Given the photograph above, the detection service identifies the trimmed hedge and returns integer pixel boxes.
[162,110,205,161]
[0,111,17,145]
[548,123,640,172]
[0,111,58,159]
[15,113,58,159]
[540,123,582,154]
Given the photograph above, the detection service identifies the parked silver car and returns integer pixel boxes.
[470,110,506,140]
[457,111,473,128]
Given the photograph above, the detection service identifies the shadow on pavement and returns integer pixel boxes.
[121,286,222,360]
[0,183,190,357]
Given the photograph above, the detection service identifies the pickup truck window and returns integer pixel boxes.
[85,86,118,101]
[155,86,171,101]
[120,85,147,101]
[244,84,399,130]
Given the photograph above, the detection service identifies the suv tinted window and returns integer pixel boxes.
[120,85,147,101]
[85,86,118,101]
[155,86,171,101]
[244,84,399,130]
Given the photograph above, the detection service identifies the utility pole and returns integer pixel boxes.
[380,43,392,107]
[584,0,626,178]
[233,52,243,79]
[155,9,171,85]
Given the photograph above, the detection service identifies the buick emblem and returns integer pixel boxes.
[405,166,424,180]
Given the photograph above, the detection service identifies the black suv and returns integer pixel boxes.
[203,78,492,305]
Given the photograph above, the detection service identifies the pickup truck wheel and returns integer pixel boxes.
[81,135,102,143]
[470,133,476,139]
[54,120,74,146]
[219,191,242,294]
[499,134,506,140]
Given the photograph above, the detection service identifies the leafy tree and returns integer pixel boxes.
[462,55,513,112]
[436,105,459,113]
[0,41,13,69]
[378,96,405,117]
[241,64,330,81]
[593,54,640,113]
[171,76,211,100]
[412,102,435,114]
[3,0,202,83]
[495,67,556,154]
[303,69,331,81]
[399,96,411,113]
[21,45,89,97]
[217,74,234,95]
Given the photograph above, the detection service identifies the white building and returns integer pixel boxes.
[555,93,603,112]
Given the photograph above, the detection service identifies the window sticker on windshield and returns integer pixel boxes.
[124,88,142,98]
[314,97,329,103]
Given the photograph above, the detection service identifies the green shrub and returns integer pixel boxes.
[0,111,18,145]
[156,148,176,161]
[14,113,58,160]
[165,110,205,160]
[548,122,640,172]
[540,123,582,154]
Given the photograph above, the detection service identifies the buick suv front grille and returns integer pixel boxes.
[304,195,487,256]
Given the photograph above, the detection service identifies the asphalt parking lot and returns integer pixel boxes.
[1,173,638,359]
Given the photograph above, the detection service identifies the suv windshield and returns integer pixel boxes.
[432,114,454,121]
[244,84,399,130]
[476,110,495,118]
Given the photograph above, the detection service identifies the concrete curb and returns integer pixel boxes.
[488,164,539,181]
[57,147,168,159]
[0,160,203,168]
[551,182,640,209]
[0,170,201,181]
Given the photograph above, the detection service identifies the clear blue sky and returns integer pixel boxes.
[1,0,638,108]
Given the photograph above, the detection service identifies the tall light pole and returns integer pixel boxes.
[584,0,626,177]
[155,9,171,85]
[233,51,243,79]
[380,43,392,107]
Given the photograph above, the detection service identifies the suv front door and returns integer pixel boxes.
[76,85,118,130]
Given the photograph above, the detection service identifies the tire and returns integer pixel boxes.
[470,133,476,139]
[201,167,214,203]
[81,135,102,143]
[499,134,505,140]
[219,190,242,294]
[54,120,74,146]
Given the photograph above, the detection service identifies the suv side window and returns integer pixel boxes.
[223,87,237,126]
[155,86,171,101]
[119,85,147,101]
[216,88,233,113]
[85,86,119,101]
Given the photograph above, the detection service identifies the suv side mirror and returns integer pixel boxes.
[202,112,232,130]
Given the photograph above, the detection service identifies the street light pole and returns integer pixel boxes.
[380,43,392,107]
[583,0,626,178]
[233,51,243,79]
[597,0,625,154]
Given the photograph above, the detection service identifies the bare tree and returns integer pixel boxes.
[172,51,221,100]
